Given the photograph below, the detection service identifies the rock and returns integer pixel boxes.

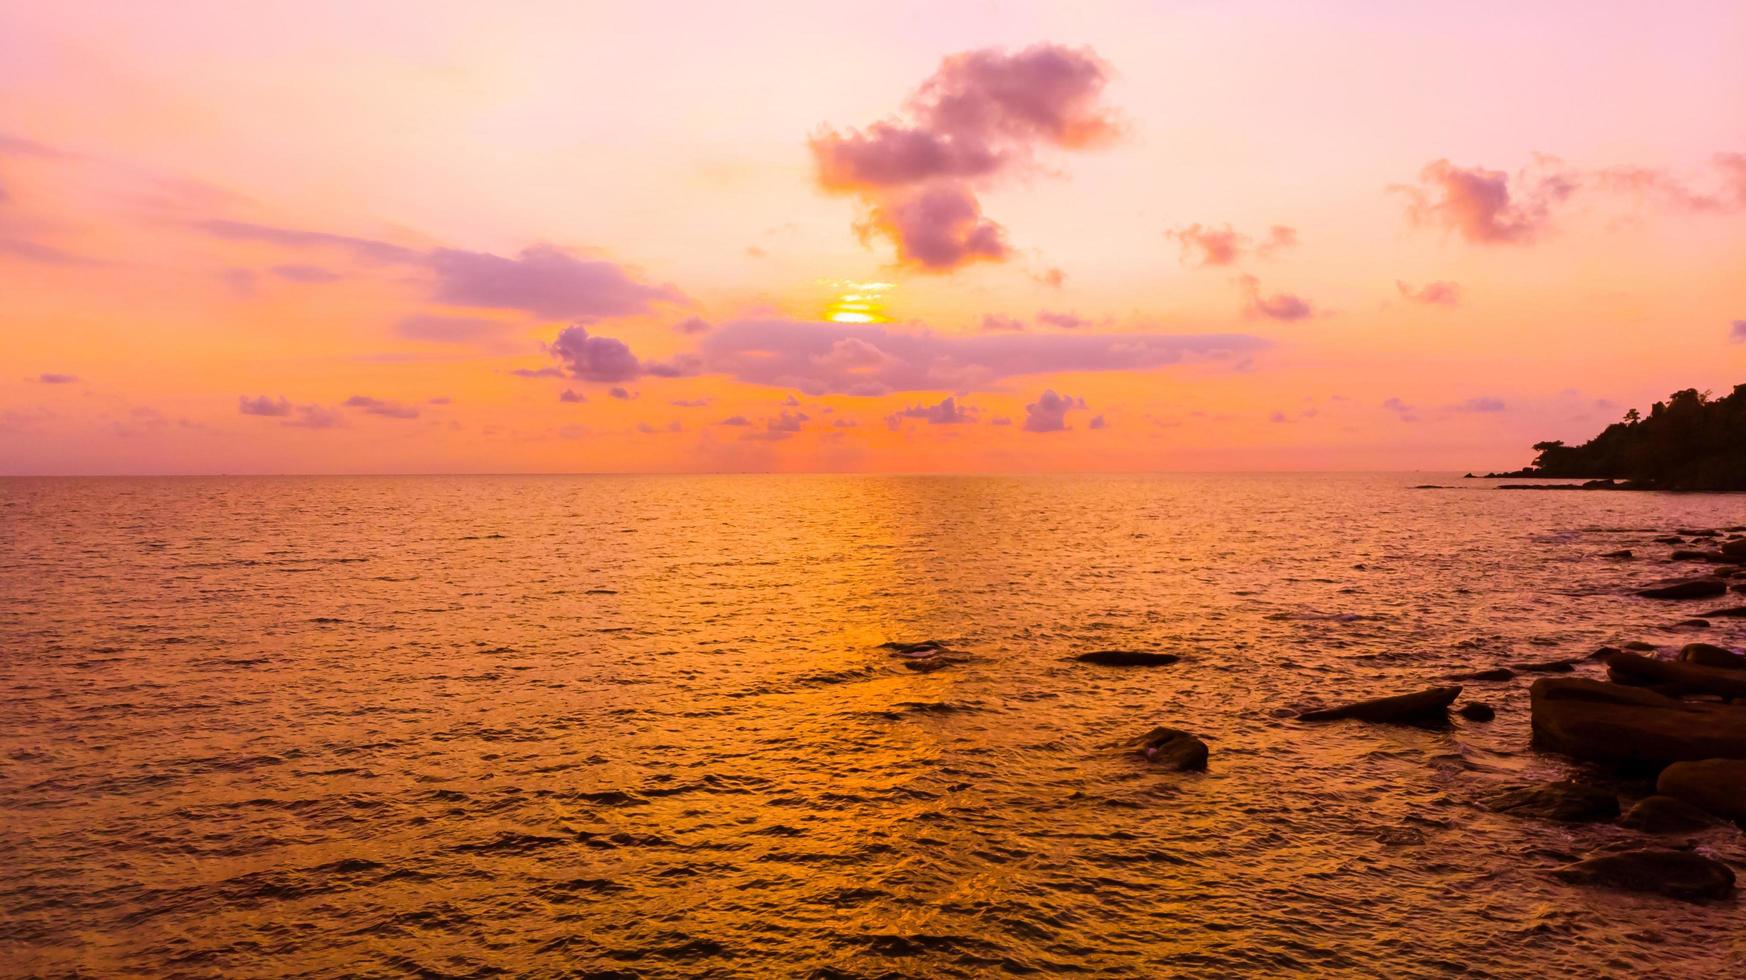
[1697,605,1746,618]
[1735,584,1746,594]
[1131,726,1209,770]
[1680,643,1746,671]
[1674,619,1711,629]
[1458,702,1496,721]
[1671,550,1732,563]
[1510,659,1576,674]
[1723,539,1746,558]
[1637,578,1728,600]
[1485,781,1618,822]
[1530,677,1746,764]
[1298,686,1461,724]
[1075,650,1180,667]
[1442,667,1515,682]
[1609,652,1746,700]
[1678,528,1720,538]
[1552,848,1734,901]
[1655,536,1685,545]
[1601,549,1634,559]
[1619,795,1722,833]
[1623,641,1659,652]
[1658,759,1746,822]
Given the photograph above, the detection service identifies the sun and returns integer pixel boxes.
[823,280,894,323]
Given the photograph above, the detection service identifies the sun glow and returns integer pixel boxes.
[823,280,894,323]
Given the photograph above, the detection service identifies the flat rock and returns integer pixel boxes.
[1609,651,1746,700]
[1132,726,1209,771]
[1619,795,1722,833]
[1298,686,1460,724]
[1530,677,1746,764]
[1680,643,1746,671]
[1075,650,1180,667]
[1510,659,1576,674]
[1637,578,1728,600]
[1658,759,1746,822]
[1552,848,1735,901]
[1485,781,1618,822]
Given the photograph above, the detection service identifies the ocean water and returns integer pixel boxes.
[2,473,1744,978]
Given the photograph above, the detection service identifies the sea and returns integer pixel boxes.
[2,474,1744,977]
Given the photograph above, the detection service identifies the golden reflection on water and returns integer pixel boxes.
[2,474,1745,976]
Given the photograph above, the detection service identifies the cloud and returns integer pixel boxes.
[1453,396,1506,412]
[35,372,79,384]
[1166,223,1298,267]
[670,398,710,408]
[1023,389,1085,432]
[1731,320,1746,343]
[548,324,642,382]
[719,415,750,426]
[1237,275,1314,321]
[749,410,810,440]
[1396,280,1462,307]
[1395,159,1576,244]
[238,395,291,416]
[980,313,1025,332]
[559,388,587,403]
[674,316,712,335]
[395,314,505,343]
[343,395,420,419]
[270,264,342,284]
[608,386,634,400]
[287,405,341,429]
[811,44,1116,271]
[857,182,1007,271]
[1089,415,1106,429]
[427,244,681,319]
[509,366,564,378]
[888,395,976,427]
[192,221,680,318]
[698,318,1266,395]
[1381,397,1419,423]
[1036,310,1087,330]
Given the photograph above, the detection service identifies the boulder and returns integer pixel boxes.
[1530,677,1746,764]
[1590,646,1624,660]
[1510,659,1576,674]
[1619,795,1722,833]
[1075,650,1180,667]
[1485,781,1618,822]
[1637,578,1728,600]
[1680,643,1746,671]
[1132,726,1209,771]
[1442,667,1514,682]
[1458,702,1496,721]
[1552,848,1734,901]
[1723,539,1746,558]
[1298,686,1460,724]
[1657,759,1746,822]
[1609,652,1746,700]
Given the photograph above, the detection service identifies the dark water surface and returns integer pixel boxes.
[3,474,1745,977]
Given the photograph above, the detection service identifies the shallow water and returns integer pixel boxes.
[2,474,1745,977]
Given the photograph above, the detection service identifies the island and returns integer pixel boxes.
[1476,384,1746,491]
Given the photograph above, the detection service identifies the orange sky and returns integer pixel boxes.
[2,0,1744,474]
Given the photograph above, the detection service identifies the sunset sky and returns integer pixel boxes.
[3,0,1743,474]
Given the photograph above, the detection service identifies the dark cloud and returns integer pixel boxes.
[343,395,420,419]
[888,395,976,427]
[1022,389,1085,432]
[811,44,1116,272]
[35,372,79,384]
[238,395,291,416]
[698,319,1265,396]
[1237,275,1314,321]
[1396,280,1462,307]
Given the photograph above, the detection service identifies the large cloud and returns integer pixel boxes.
[544,324,700,382]
[698,318,1265,395]
[1395,159,1576,244]
[810,44,1116,272]
[1023,390,1086,432]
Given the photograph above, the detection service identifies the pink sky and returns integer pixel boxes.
[2,0,1743,473]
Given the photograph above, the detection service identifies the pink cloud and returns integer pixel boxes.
[1395,159,1576,244]
[1396,280,1463,307]
[238,394,290,416]
[888,395,976,427]
[1166,223,1298,267]
[1237,275,1314,321]
[35,372,79,384]
[1022,389,1086,432]
[810,44,1115,272]
[343,395,420,419]
[1036,310,1087,330]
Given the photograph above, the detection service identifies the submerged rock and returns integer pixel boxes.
[1529,677,1746,764]
[1637,578,1728,600]
[1075,650,1180,667]
[1458,702,1496,721]
[1590,646,1625,660]
[1619,795,1723,833]
[1552,848,1735,901]
[1657,759,1746,822]
[1510,659,1576,674]
[1485,781,1618,822]
[1132,726,1209,771]
[1697,605,1746,618]
[1679,643,1746,671]
[881,640,948,655]
[1443,667,1515,682]
[1297,686,1460,724]
[1623,641,1659,652]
